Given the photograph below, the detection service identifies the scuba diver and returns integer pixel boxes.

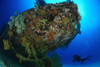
[72,55,91,63]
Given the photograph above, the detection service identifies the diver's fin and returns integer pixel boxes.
[84,56,91,61]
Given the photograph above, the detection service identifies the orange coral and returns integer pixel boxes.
[49,33,54,36]
[40,31,44,33]
[47,36,54,41]
[50,9,57,14]
[49,31,56,36]
[40,36,43,39]
[29,29,32,33]
[54,24,57,26]
[29,23,33,26]
[48,31,56,41]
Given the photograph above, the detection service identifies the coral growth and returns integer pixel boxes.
[3,39,11,50]
[8,14,25,34]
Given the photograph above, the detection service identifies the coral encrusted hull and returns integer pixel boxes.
[2,2,81,67]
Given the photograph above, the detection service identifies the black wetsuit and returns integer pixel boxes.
[73,55,91,62]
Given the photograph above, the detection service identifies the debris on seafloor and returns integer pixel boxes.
[1,1,81,67]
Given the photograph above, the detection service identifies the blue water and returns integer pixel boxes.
[0,0,100,67]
